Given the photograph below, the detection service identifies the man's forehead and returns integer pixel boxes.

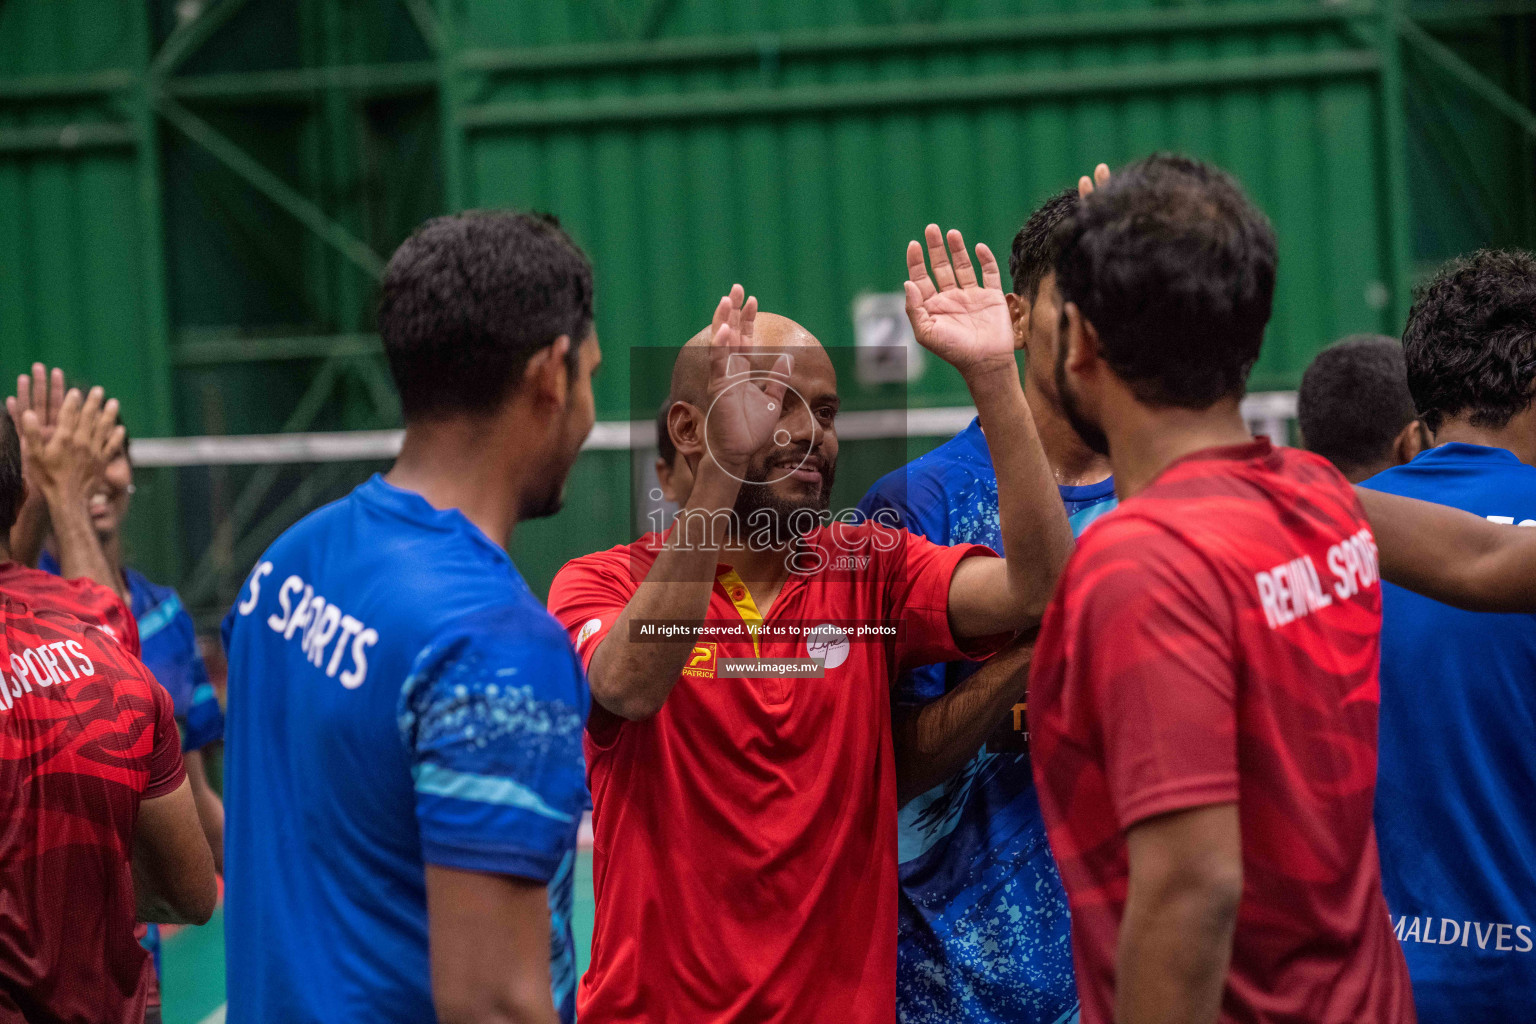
[672,311,835,402]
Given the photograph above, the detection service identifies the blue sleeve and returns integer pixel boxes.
[179,611,224,752]
[858,466,953,706]
[397,610,589,882]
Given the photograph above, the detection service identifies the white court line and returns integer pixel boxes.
[196,1005,226,1024]
[129,394,1298,468]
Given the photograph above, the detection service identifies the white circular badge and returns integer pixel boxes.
[805,624,850,669]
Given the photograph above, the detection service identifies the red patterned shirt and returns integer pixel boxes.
[0,563,184,1024]
[1030,440,1415,1024]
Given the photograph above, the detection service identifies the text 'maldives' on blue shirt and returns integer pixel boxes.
[1361,442,1536,1024]
[858,417,1114,1024]
[221,474,589,1024]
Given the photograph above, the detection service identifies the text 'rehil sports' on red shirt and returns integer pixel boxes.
[1029,440,1416,1024]
[548,521,1002,1024]
[0,563,185,1024]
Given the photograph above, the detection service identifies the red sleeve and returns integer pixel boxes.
[1065,517,1239,830]
[881,526,1006,670]
[547,551,637,673]
[143,670,187,798]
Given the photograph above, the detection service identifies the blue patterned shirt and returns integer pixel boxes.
[859,418,1115,1024]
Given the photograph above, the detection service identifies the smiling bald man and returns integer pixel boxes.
[550,240,1073,1024]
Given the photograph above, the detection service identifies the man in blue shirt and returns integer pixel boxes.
[1359,249,1536,1022]
[859,189,1114,1024]
[223,212,600,1024]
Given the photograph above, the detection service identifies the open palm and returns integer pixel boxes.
[904,225,1014,372]
[702,285,790,472]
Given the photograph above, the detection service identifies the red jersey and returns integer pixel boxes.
[0,563,184,1024]
[1030,440,1414,1024]
[549,523,998,1024]
[0,563,140,660]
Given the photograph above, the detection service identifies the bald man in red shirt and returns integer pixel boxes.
[551,241,1074,1023]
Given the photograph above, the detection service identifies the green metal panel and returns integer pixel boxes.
[3,0,1535,619]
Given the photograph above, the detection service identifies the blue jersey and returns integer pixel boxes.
[221,475,589,1024]
[1361,443,1536,1022]
[858,418,1115,1024]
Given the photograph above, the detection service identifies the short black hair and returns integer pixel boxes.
[1054,153,1277,408]
[0,408,21,536]
[378,211,594,421]
[1009,188,1078,301]
[1298,335,1418,475]
[1403,249,1536,433]
[655,400,677,465]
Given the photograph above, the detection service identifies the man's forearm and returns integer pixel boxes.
[8,498,49,568]
[43,484,125,601]
[1116,883,1237,1024]
[1357,486,1536,613]
[964,360,1074,622]
[894,638,1033,805]
[589,458,741,720]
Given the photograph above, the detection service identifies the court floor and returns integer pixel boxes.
[162,851,598,1024]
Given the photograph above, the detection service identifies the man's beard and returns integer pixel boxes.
[1055,330,1110,457]
[731,445,835,547]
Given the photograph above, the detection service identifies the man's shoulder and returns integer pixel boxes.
[860,428,994,530]
[551,533,661,593]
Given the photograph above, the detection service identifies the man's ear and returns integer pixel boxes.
[1004,292,1028,351]
[667,400,704,459]
[1063,302,1100,372]
[1394,418,1431,465]
[523,336,572,408]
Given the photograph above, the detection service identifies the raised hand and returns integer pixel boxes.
[20,385,125,507]
[903,224,1013,377]
[8,364,66,487]
[1078,162,1111,198]
[702,284,789,474]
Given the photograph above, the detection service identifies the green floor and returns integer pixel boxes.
[162,851,597,1024]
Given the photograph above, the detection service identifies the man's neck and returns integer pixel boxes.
[717,535,795,588]
[385,416,529,548]
[1106,396,1252,501]
[1433,409,1536,466]
[1024,375,1114,487]
[101,531,124,575]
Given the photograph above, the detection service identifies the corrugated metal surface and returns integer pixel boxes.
[3,0,1535,617]
[462,4,1393,403]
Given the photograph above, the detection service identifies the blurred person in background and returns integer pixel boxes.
[654,398,694,505]
[1358,250,1536,1023]
[0,391,216,1024]
[856,182,1114,1024]
[222,211,597,1024]
[1297,336,1429,483]
[10,365,227,1008]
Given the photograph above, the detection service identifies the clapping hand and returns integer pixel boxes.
[20,384,125,510]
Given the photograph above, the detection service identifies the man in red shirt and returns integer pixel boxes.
[550,254,1075,1021]
[0,390,216,1024]
[1028,154,1414,1024]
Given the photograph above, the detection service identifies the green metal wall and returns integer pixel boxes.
[2,0,1534,621]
